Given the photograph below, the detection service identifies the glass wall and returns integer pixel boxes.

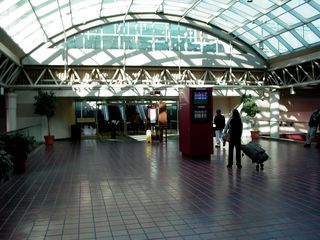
[74,99,178,138]
[58,21,239,54]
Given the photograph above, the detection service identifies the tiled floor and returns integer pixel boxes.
[1,136,320,240]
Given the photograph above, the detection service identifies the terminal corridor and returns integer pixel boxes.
[1,138,320,240]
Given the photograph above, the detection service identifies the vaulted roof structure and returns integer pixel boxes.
[1,0,320,91]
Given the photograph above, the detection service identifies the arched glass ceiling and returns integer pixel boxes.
[57,21,242,54]
[0,0,320,60]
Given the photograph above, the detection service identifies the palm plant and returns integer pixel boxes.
[34,91,56,144]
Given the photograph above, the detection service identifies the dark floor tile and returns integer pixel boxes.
[0,139,320,240]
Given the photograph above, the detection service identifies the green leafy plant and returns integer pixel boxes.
[0,149,14,182]
[34,91,56,136]
[240,94,260,130]
[0,133,34,174]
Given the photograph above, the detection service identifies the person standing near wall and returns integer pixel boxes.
[224,109,243,169]
[316,123,320,149]
[214,109,225,148]
[304,109,320,148]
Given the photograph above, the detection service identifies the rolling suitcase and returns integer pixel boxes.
[241,142,269,170]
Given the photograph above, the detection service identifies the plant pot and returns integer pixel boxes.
[11,152,27,174]
[44,135,54,145]
[250,130,260,140]
[14,157,27,174]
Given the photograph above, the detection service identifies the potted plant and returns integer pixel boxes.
[240,94,261,139]
[0,134,34,174]
[0,149,14,182]
[34,90,56,145]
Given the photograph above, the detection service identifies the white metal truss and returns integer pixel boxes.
[12,66,269,89]
[267,60,320,87]
[1,51,320,96]
[0,52,21,87]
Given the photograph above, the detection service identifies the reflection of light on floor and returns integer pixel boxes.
[128,133,178,142]
[128,135,147,141]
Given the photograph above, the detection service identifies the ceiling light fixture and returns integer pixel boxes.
[290,86,295,95]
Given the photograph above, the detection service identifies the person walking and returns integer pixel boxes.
[214,109,225,148]
[224,109,243,169]
[304,109,320,148]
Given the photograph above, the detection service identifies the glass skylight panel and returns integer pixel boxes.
[21,30,44,53]
[295,26,320,44]
[32,0,57,18]
[38,8,59,24]
[101,5,126,17]
[261,44,276,58]
[266,37,288,54]
[221,9,247,25]
[130,2,158,13]
[163,0,193,15]
[280,31,303,49]
[1,1,31,28]
[262,19,285,33]
[233,28,246,37]
[294,3,319,20]
[270,6,286,17]
[238,31,257,44]
[191,5,217,19]
[246,22,258,30]
[249,0,275,13]
[311,19,320,32]
[232,2,260,19]
[251,26,272,39]
[277,12,300,27]
[198,1,221,13]
[16,25,41,50]
[9,13,38,38]
[130,0,160,12]
[210,18,236,32]
[286,0,305,9]
[187,12,210,23]
[0,0,26,22]
[44,22,64,38]
[206,0,233,5]
[0,0,19,14]
[1,0,320,60]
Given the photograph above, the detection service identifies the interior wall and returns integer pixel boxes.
[10,87,320,140]
[0,95,6,134]
[279,88,320,134]
[16,91,75,141]
[212,96,240,119]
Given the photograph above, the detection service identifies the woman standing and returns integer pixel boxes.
[225,109,243,169]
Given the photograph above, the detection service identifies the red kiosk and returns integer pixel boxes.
[179,87,213,157]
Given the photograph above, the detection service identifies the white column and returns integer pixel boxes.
[270,91,280,138]
[5,92,17,132]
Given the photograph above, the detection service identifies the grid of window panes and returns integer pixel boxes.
[62,21,234,53]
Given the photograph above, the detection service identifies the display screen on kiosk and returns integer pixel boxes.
[192,90,210,105]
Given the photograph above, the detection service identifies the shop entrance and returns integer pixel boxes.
[74,99,178,139]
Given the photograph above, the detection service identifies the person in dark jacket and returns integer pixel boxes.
[316,124,320,149]
[224,109,243,169]
[214,109,225,148]
[304,109,320,148]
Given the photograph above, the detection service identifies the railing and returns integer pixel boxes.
[5,125,43,144]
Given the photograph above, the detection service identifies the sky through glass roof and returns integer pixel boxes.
[0,0,319,60]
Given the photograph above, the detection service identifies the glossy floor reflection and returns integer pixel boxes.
[1,137,320,240]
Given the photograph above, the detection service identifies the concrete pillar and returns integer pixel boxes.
[5,92,17,132]
[270,91,280,138]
